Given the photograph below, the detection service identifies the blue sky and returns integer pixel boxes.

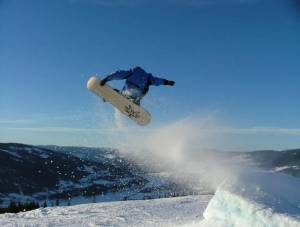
[1,0,300,151]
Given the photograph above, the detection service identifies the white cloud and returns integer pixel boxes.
[6,126,103,133]
[5,126,138,134]
[214,127,300,135]
[68,0,259,7]
[0,119,35,124]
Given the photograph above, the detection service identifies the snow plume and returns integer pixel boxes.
[116,114,218,157]
[113,114,241,191]
[114,108,126,130]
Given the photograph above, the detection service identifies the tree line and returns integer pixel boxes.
[0,199,45,214]
[0,198,72,214]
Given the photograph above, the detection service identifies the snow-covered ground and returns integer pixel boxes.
[0,196,211,227]
[1,170,300,227]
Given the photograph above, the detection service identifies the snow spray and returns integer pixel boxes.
[111,112,242,191]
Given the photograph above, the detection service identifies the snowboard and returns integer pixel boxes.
[87,76,151,126]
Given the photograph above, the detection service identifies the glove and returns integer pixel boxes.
[100,78,108,86]
[164,80,175,86]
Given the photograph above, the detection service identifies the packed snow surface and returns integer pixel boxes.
[0,196,211,227]
[1,171,300,227]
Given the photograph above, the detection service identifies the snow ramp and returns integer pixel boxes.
[199,171,300,227]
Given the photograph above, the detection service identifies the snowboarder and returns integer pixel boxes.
[100,66,175,105]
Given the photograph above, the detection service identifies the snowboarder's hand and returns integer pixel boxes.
[100,78,108,86]
[164,80,175,86]
[168,81,175,86]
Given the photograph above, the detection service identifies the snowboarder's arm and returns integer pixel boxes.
[107,70,132,81]
[100,70,133,86]
[149,74,175,86]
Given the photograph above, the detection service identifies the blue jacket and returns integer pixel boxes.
[106,68,165,89]
[106,68,166,99]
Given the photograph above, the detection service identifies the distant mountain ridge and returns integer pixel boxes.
[244,149,300,177]
[1,143,300,208]
[0,143,192,207]
[183,147,300,178]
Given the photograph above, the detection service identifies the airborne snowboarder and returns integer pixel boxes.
[100,66,175,106]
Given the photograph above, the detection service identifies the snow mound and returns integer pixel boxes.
[200,171,300,227]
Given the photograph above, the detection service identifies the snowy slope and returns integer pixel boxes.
[1,170,300,227]
[0,195,211,227]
